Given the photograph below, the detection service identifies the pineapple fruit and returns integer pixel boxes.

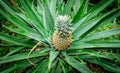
[52,15,72,50]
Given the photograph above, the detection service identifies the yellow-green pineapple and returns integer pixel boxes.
[52,15,72,50]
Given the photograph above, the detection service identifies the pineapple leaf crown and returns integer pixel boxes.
[55,15,71,35]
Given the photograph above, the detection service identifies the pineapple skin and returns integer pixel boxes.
[52,31,72,50]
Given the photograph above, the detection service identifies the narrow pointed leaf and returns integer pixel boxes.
[50,0,57,20]
[85,58,120,73]
[48,50,59,70]
[63,0,75,15]
[27,32,47,43]
[0,58,41,73]
[4,47,24,58]
[80,28,120,42]
[87,0,114,20]
[62,52,92,73]
[3,25,26,35]
[20,0,47,37]
[0,32,34,48]
[73,0,81,16]
[30,59,49,73]
[73,9,118,39]
[0,48,49,64]
[71,40,120,49]
[73,0,89,23]
[0,1,34,33]
[81,9,120,38]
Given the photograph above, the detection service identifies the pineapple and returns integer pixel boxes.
[52,15,72,50]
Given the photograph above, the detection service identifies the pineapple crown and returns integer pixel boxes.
[55,15,71,35]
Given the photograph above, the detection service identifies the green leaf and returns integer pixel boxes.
[42,6,48,30]
[87,0,114,20]
[0,44,20,48]
[81,9,120,38]
[0,1,34,33]
[63,0,75,15]
[59,58,70,73]
[27,32,47,43]
[0,32,34,48]
[48,50,59,70]
[56,0,64,15]
[0,48,49,63]
[0,0,15,16]
[80,28,120,42]
[73,0,89,23]
[0,58,41,73]
[29,59,49,73]
[20,0,47,37]
[73,17,101,39]
[70,40,120,49]
[73,0,81,16]
[72,0,116,38]
[86,40,120,48]
[50,59,63,73]
[4,47,24,58]
[73,9,118,39]
[16,13,36,29]
[71,14,89,33]
[94,9,120,30]
[0,9,33,34]
[42,1,55,35]
[85,58,120,72]
[99,59,120,72]
[3,25,26,35]
[2,25,46,47]
[49,0,57,20]
[51,63,62,73]
[67,49,118,60]
[62,51,92,73]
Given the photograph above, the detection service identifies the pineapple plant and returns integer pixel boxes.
[0,0,120,73]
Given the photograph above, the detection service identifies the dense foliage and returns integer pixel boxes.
[0,0,120,73]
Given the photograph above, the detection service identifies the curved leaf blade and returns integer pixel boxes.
[80,28,120,42]
[62,52,92,73]
[0,32,34,48]
[48,50,59,70]
[0,48,49,64]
